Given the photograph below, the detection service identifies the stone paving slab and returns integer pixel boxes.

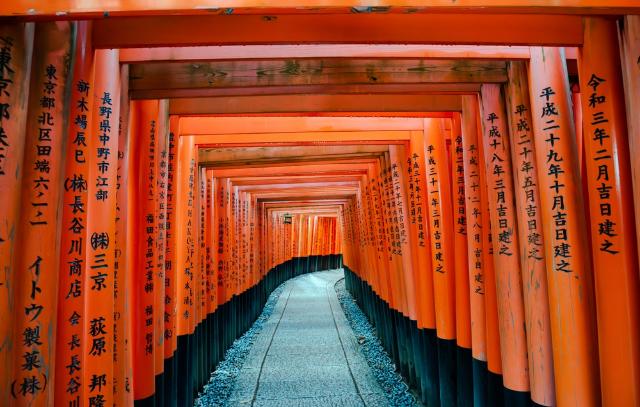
[227,270,385,407]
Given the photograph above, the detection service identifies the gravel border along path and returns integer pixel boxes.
[334,277,421,407]
[194,282,288,407]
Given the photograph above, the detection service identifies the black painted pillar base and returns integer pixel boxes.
[487,370,504,407]
[437,337,457,407]
[164,352,178,407]
[456,346,473,407]
[472,358,488,407]
[504,387,531,407]
[419,328,441,407]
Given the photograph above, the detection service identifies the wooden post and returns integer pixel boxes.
[205,169,216,375]
[115,62,134,406]
[10,21,72,406]
[154,99,170,402]
[580,16,640,405]
[618,15,640,276]
[408,131,436,332]
[476,108,503,405]
[389,144,418,321]
[528,46,600,406]
[450,113,473,406]
[505,61,555,406]
[0,23,33,399]
[163,116,179,405]
[55,21,92,407]
[424,118,457,407]
[174,134,196,405]
[130,99,159,402]
[461,95,488,407]
[479,83,530,403]
[83,47,121,407]
[381,152,405,318]
[507,62,555,406]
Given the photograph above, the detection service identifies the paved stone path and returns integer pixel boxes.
[228,270,388,407]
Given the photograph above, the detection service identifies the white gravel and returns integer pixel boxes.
[334,278,420,407]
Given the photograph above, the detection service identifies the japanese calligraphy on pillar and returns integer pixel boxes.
[480,84,530,392]
[365,182,376,248]
[248,196,255,283]
[56,72,92,407]
[174,134,196,339]
[424,119,456,340]
[0,25,32,398]
[231,188,239,291]
[114,63,131,404]
[131,100,158,400]
[580,18,640,406]
[145,119,156,357]
[143,120,157,355]
[537,86,572,272]
[391,162,407,254]
[0,27,31,259]
[154,101,169,378]
[12,22,72,403]
[30,66,58,226]
[381,166,393,261]
[0,36,15,177]
[463,141,484,295]
[426,144,445,275]
[185,157,196,323]
[482,109,517,258]
[407,158,416,223]
[511,101,544,261]
[205,174,215,313]
[461,95,488,365]
[453,134,467,237]
[16,256,48,399]
[84,49,120,407]
[371,176,381,257]
[584,74,619,255]
[370,173,379,261]
[357,191,366,250]
[528,46,600,407]
[408,152,426,248]
[505,62,556,405]
[244,197,251,286]
[368,176,380,257]
[164,127,177,354]
[20,70,51,396]
[216,180,225,298]
[199,168,206,314]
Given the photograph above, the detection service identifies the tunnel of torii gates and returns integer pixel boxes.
[0,2,640,407]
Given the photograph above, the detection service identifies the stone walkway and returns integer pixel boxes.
[227,270,388,407]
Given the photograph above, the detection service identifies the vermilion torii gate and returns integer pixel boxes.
[0,2,639,407]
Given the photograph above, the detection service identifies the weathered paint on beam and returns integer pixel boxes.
[120,45,538,63]
[91,14,584,48]
[199,146,386,162]
[169,94,462,115]
[130,83,481,99]
[1,1,638,17]
[128,59,507,92]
